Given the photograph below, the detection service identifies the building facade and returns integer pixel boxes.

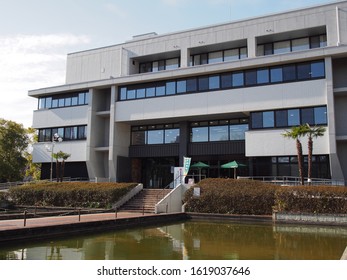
[30,1,347,186]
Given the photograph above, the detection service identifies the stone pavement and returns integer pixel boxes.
[0,211,153,231]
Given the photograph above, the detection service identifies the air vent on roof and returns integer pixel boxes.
[131,32,158,40]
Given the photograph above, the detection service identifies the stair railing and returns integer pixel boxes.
[156,175,184,201]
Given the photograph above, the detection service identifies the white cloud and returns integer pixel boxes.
[0,34,91,128]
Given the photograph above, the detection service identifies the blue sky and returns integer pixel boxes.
[0,0,338,128]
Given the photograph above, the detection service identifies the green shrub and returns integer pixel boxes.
[184,178,277,215]
[9,182,137,208]
[274,186,347,214]
[184,178,347,215]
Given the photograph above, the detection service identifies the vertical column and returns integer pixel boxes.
[247,37,257,59]
[180,48,190,68]
[179,121,189,166]
[109,86,117,180]
[325,57,344,180]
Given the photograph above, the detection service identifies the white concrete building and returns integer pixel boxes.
[30,1,347,186]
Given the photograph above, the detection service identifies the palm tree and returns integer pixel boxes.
[282,125,307,185]
[302,124,326,183]
[53,151,71,182]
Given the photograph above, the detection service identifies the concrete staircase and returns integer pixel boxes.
[120,189,172,213]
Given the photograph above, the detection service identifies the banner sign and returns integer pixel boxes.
[183,157,191,176]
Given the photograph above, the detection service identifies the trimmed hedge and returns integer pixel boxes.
[183,178,347,215]
[9,182,137,208]
[184,178,277,215]
[274,186,347,214]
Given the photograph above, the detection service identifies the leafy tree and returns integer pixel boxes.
[282,125,307,185]
[24,127,41,180]
[0,119,29,182]
[53,150,71,182]
[302,124,326,182]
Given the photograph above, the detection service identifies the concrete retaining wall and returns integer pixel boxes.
[0,213,187,245]
[273,211,347,226]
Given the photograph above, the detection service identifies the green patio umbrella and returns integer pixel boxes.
[191,161,209,181]
[221,160,247,179]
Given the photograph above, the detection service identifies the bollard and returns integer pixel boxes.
[34,206,37,216]
[78,209,81,222]
[115,208,118,219]
[23,210,27,227]
[166,204,168,213]
[143,205,145,216]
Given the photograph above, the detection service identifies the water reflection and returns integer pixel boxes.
[1,220,347,260]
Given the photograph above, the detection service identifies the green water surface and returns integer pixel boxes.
[1,220,346,260]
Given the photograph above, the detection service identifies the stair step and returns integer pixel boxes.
[120,189,172,213]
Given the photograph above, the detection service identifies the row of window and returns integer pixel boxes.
[131,124,180,145]
[190,47,247,66]
[139,58,180,73]
[38,125,87,142]
[190,119,249,143]
[250,106,327,129]
[136,34,326,74]
[257,34,327,56]
[38,91,89,110]
[119,60,325,101]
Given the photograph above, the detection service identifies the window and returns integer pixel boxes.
[245,70,257,86]
[166,58,179,70]
[311,61,325,78]
[166,81,176,95]
[209,51,223,64]
[177,80,187,93]
[165,128,179,143]
[301,108,314,125]
[191,127,208,142]
[209,75,220,90]
[146,86,155,97]
[257,68,269,84]
[230,124,248,140]
[186,78,197,92]
[276,110,288,127]
[38,125,87,142]
[258,34,327,57]
[288,109,300,126]
[132,131,147,145]
[292,38,310,52]
[147,130,164,144]
[224,49,239,61]
[209,125,228,141]
[282,65,296,81]
[251,106,326,129]
[198,76,209,91]
[156,82,165,96]
[263,111,274,128]
[251,112,263,129]
[118,60,325,100]
[221,73,232,88]
[314,107,327,125]
[274,41,290,54]
[131,124,180,145]
[297,62,311,80]
[136,88,146,99]
[270,67,283,83]
[232,72,244,87]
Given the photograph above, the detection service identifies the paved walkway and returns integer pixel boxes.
[0,211,153,231]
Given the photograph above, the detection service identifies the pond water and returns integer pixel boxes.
[1,220,347,260]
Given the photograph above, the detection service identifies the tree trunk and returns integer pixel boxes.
[296,139,304,185]
[55,160,60,182]
[60,160,65,182]
[308,136,313,182]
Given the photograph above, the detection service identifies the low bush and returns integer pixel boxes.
[9,182,137,208]
[274,186,347,214]
[184,178,277,215]
[183,178,347,215]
